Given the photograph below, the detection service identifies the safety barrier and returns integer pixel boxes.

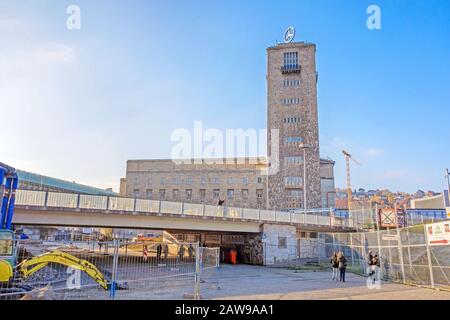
[15,190,356,229]
[0,238,220,300]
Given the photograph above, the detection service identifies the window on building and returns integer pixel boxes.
[285,156,303,166]
[242,177,249,185]
[172,177,180,185]
[133,189,140,198]
[256,189,263,198]
[146,189,153,199]
[213,189,220,199]
[284,176,303,187]
[242,189,249,200]
[200,189,206,201]
[283,79,300,87]
[172,189,179,200]
[283,116,301,124]
[227,189,234,200]
[281,98,301,106]
[159,189,166,200]
[257,177,263,184]
[278,237,287,249]
[289,189,302,197]
[309,232,318,239]
[186,177,193,185]
[185,189,192,201]
[285,136,303,144]
[213,177,220,184]
[200,177,207,185]
[283,52,299,69]
[227,177,233,184]
[160,177,166,185]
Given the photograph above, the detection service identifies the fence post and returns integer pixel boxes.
[424,224,435,288]
[194,243,202,300]
[350,234,354,267]
[109,239,119,300]
[396,226,406,284]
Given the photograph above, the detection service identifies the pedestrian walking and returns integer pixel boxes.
[143,245,148,262]
[337,252,347,283]
[163,243,169,262]
[330,252,339,281]
[178,244,185,261]
[156,243,162,261]
[188,244,194,261]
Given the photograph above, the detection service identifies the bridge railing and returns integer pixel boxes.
[15,190,356,229]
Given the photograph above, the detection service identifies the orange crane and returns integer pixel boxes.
[342,150,362,210]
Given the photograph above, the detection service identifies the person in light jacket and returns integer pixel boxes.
[330,252,339,281]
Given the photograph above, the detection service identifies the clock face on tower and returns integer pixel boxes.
[284,27,295,43]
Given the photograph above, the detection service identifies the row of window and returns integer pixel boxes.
[284,156,303,166]
[281,98,301,105]
[133,188,265,201]
[283,116,301,124]
[159,176,263,186]
[284,176,303,187]
[283,79,300,87]
[283,52,299,67]
[285,136,303,144]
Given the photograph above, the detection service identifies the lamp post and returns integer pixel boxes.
[299,143,310,211]
[445,168,450,201]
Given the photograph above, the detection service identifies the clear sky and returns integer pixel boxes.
[1,0,449,193]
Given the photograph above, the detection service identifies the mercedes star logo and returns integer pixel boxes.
[284,27,295,43]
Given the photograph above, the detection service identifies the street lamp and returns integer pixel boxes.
[299,143,310,211]
[445,168,450,198]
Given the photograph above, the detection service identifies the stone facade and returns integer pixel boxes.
[122,158,268,209]
[267,42,321,210]
[121,157,334,209]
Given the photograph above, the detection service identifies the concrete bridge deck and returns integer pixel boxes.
[13,190,357,233]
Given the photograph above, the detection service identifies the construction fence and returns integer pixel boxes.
[265,223,450,291]
[0,239,219,300]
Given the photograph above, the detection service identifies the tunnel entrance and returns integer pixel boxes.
[167,231,264,265]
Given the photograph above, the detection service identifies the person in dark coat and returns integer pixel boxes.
[163,243,169,262]
[330,252,339,281]
[337,252,347,283]
[188,244,194,261]
[156,243,162,260]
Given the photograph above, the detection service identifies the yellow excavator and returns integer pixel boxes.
[0,162,111,296]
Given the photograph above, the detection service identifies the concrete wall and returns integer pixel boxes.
[262,223,297,265]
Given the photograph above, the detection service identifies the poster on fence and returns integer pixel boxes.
[425,221,450,246]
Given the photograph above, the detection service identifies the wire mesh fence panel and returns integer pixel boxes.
[317,223,450,291]
[0,239,114,300]
[112,241,198,300]
[197,247,220,298]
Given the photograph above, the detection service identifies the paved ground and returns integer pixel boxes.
[199,265,450,300]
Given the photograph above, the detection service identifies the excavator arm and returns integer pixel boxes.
[18,250,109,290]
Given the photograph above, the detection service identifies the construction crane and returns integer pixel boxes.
[342,150,362,210]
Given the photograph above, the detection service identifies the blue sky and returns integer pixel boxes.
[0,0,449,193]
